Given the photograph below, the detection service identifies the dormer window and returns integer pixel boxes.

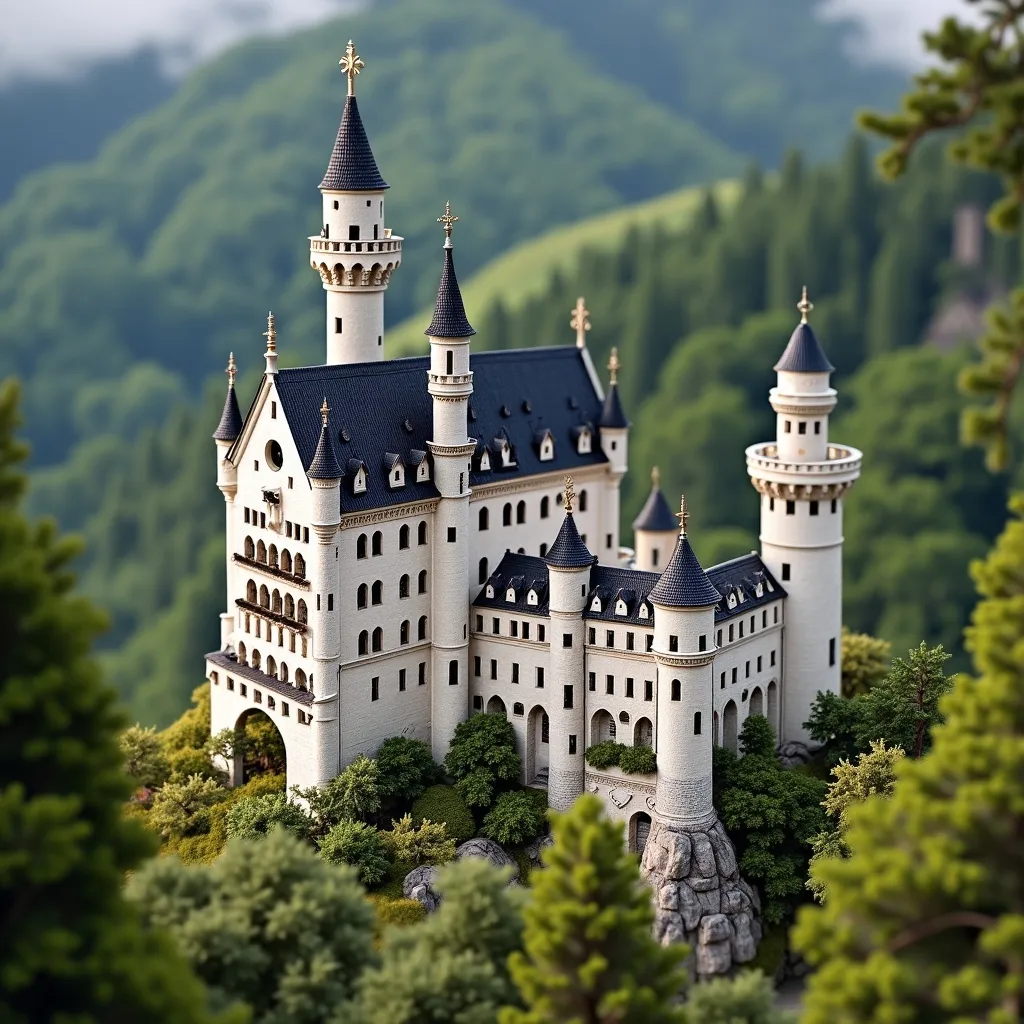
[536,429,554,462]
[500,443,515,468]
[479,450,491,471]
[727,591,738,609]
[416,461,429,482]
[485,584,495,599]
[638,603,649,619]
[577,428,592,454]
[347,459,368,495]
[755,582,764,598]
[527,589,538,606]
[590,596,602,613]
[615,599,628,616]
[505,587,517,603]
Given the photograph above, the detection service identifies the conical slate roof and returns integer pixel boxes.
[308,420,343,479]
[633,482,677,532]
[649,533,721,608]
[320,95,388,192]
[544,512,596,570]
[774,322,834,373]
[599,382,628,429]
[425,243,475,338]
[213,382,243,442]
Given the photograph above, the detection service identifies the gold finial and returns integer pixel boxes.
[797,285,813,325]
[340,40,364,97]
[676,494,689,535]
[320,397,330,427]
[608,346,620,386]
[570,296,590,349]
[563,475,576,513]
[226,352,236,388]
[438,200,458,241]
[651,465,660,489]
[263,311,277,352]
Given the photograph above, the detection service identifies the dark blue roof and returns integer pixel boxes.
[706,552,786,623]
[308,419,343,479]
[320,95,388,192]
[425,243,475,338]
[585,565,659,626]
[213,383,243,441]
[774,322,834,373]
[599,383,628,429]
[474,553,550,615]
[649,533,722,608]
[272,346,607,514]
[544,512,596,569]
[632,483,677,532]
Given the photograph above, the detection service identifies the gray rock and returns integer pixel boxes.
[698,913,732,944]
[524,834,553,868]
[403,865,441,912]
[707,825,738,877]
[663,832,692,880]
[658,885,679,911]
[660,914,686,946]
[696,887,721,916]
[751,917,763,945]
[731,912,757,963]
[777,740,814,768]
[456,838,519,879]
[689,876,719,892]
[642,837,668,874]
[722,888,750,914]
[677,882,703,930]
[737,877,762,913]
[696,938,732,976]
[691,833,717,877]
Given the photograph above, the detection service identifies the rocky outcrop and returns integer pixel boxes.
[524,833,554,869]
[776,740,814,769]
[641,818,762,979]
[455,838,519,877]
[404,839,520,914]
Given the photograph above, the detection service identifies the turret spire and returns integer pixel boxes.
[340,39,364,98]
[599,342,628,429]
[425,202,475,338]
[563,475,575,513]
[774,287,833,373]
[263,311,278,375]
[544,475,596,570]
[676,493,689,536]
[213,351,243,442]
[308,396,343,479]
[608,346,620,385]
[797,284,813,325]
[570,297,590,349]
[438,200,458,247]
[649,498,720,609]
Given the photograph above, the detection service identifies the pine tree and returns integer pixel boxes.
[501,794,688,1024]
[792,494,1024,1021]
[0,380,236,1024]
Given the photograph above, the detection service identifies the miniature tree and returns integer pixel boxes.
[293,753,382,836]
[318,820,391,886]
[840,626,891,697]
[225,791,310,842]
[121,723,171,790]
[502,794,689,1024]
[444,713,521,810]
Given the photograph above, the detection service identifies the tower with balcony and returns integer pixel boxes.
[746,289,861,743]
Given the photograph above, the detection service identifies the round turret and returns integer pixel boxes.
[632,467,678,572]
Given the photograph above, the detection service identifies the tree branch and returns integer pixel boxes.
[886,911,998,953]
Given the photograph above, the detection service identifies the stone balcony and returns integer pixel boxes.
[745,442,862,488]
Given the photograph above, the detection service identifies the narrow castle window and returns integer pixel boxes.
[335,317,342,334]
[516,500,526,524]
[358,631,368,656]
[399,668,406,691]
[399,574,410,598]
[449,661,459,685]
[357,534,367,559]
[698,634,707,651]
[579,490,588,512]
[372,627,383,652]
[418,521,428,544]
[371,677,379,701]
[694,711,702,734]
[418,616,427,641]
[829,637,836,666]
[399,525,410,549]
[671,679,681,701]
[784,420,792,433]
[831,498,838,514]
[503,504,512,526]
[372,531,383,556]
[540,496,549,519]
[563,685,574,709]
[781,563,791,581]
[479,507,489,531]
[568,734,577,754]
[419,569,428,594]
[810,500,819,516]
[814,421,821,434]
[372,581,383,605]
[644,680,653,701]
[446,350,454,375]
[798,421,807,435]
[400,621,409,645]
[786,500,795,515]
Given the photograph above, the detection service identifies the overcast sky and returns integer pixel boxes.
[0,0,965,84]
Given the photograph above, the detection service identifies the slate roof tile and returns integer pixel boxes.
[320,95,388,191]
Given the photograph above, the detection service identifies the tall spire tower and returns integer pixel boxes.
[746,289,862,743]
[310,40,403,365]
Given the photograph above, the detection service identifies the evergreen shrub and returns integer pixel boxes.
[411,784,476,843]
[482,790,546,846]
[584,741,622,770]
[318,820,392,886]
[618,744,657,774]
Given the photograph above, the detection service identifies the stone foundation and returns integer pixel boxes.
[640,817,762,978]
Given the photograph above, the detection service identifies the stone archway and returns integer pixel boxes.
[749,686,763,718]
[526,705,549,786]
[486,695,507,716]
[591,708,616,745]
[767,680,779,734]
[231,708,287,786]
[629,811,652,855]
[633,716,653,748]
[723,700,738,753]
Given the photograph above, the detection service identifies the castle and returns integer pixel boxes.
[204,42,862,857]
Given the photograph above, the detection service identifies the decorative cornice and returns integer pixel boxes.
[339,498,440,531]
[585,770,657,797]
[233,554,311,589]
[768,400,836,416]
[471,466,605,501]
[748,478,856,501]
[427,440,477,457]
[653,650,717,668]
[428,394,472,404]
[234,598,309,634]
[340,638,431,670]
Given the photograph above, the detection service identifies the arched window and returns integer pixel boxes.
[479,507,489,531]
[251,649,261,670]
[357,534,368,559]
[371,581,383,605]
[280,663,289,684]
[268,544,279,569]
[723,701,738,753]
[281,549,292,573]
[357,584,368,609]
[579,489,588,512]
[246,579,257,604]
[479,557,488,585]
[539,543,548,557]
[293,553,305,579]
[418,570,428,594]
[295,668,307,689]
[358,631,368,656]
[244,536,255,559]
[503,503,512,526]
[237,641,247,665]
[372,627,383,653]
[749,686,764,717]
[257,540,267,563]
[400,620,410,645]
[516,500,526,524]
[693,711,702,734]
[399,524,410,549]
[671,679,681,701]
[259,585,270,609]
[267,655,277,679]
[540,496,549,519]
[418,521,427,545]
[284,594,294,618]
[372,531,383,556]
[418,615,428,641]
[272,589,282,614]
[297,599,307,624]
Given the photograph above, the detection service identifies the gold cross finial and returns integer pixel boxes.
[226,351,236,387]
[677,494,689,535]
[570,296,590,349]
[321,397,330,427]
[263,311,277,352]
[340,40,364,97]
[563,475,576,513]
[651,465,660,488]
[438,200,458,240]
[608,346,620,386]
[797,285,813,325]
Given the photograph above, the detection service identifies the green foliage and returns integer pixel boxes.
[149,774,229,843]
[444,713,522,810]
[0,380,235,1024]
[381,814,456,867]
[411,784,477,844]
[681,970,794,1024]
[714,716,827,925]
[130,827,376,1023]
[840,626,892,698]
[481,791,547,847]
[584,740,622,770]
[318,820,392,887]
[121,723,171,790]
[294,754,382,836]
[618,745,657,775]
[367,894,427,928]
[355,857,527,1024]
[374,736,439,812]
[503,794,689,1024]
[225,792,310,843]
[792,492,1024,1021]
